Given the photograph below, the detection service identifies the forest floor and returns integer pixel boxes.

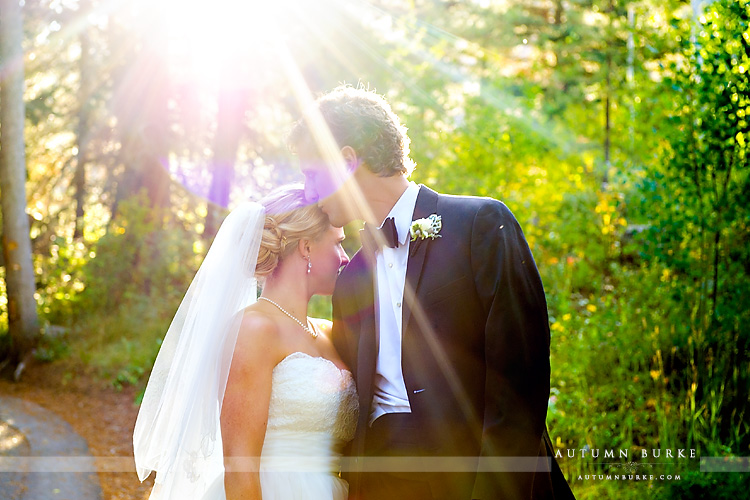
[0,359,154,500]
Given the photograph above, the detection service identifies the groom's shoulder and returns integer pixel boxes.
[433,189,515,220]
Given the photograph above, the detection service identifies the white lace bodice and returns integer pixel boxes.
[259,351,358,478]
[267,352,358,441]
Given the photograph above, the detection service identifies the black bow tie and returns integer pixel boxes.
[361,217,399,254]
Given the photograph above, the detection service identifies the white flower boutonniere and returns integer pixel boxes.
[410,214,442,241]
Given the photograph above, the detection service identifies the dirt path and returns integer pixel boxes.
[0,360,154,500]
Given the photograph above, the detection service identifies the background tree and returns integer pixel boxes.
[72,0,94,240]
[0,0,41,378]
[634,0,750,454]
[202,83,248,239]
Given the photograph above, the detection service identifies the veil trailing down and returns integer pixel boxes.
[133,203,264,499]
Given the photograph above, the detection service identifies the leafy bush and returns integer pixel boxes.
[78,193,200,316]
[654,470,750,500]
[69,193,200,386]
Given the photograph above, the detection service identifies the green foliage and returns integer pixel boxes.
[308,294,333,322]
[395,3,750,497]
[73,302,165,390]
[35,239,89,326]
[79,192,199,315]
[69,193,200,386]
[630,0,750,455]
[536,4,750,497]
[0,327,10,361]
[654,470,750,500]
[33,327,70,362]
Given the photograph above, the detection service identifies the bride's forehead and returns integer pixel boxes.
[317,225,344,240]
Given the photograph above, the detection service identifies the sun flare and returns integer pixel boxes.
[157,0,284,90]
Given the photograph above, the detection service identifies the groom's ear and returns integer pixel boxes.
[340,146,359,174]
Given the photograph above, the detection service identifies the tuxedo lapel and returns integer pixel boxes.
[357,276,377,404]
[402,186,439,333]
[346,250,377,427]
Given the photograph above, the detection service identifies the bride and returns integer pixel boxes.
[133,185,358,500]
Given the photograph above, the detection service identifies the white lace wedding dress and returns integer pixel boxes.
[258,352,359,500]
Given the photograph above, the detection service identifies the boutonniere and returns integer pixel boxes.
[410,214,442,241]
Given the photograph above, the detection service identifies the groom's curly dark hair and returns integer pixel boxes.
[289,84,415,177]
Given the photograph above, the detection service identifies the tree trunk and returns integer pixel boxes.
[73,9,93,239]
[604,68,611,168]
[602,1,613,186]
[627,4,635,154]
[0,0,41,371]
[137,45,171,212]
[203,87,248,239]
[110,11,171,219]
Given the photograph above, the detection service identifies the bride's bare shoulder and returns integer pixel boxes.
[233,307,281,365]
[240,306,278,333]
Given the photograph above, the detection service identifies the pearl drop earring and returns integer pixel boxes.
[306,256,312,274]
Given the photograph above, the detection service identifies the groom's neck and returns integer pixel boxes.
[358,173,411,225]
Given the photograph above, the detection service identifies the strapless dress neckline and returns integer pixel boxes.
[259,348,358,499]
[275,351,351,374]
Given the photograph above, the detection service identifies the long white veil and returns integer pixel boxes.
[133,202,265,499]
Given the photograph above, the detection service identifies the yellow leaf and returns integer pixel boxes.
[586,304,597,312]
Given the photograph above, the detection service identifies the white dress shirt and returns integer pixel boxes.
[369,182,420,426]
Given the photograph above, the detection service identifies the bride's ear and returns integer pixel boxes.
[297,238,312,259]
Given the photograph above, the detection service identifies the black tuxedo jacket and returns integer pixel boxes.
[332,186,573,499]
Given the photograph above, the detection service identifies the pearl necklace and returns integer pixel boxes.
[259,297,318,339]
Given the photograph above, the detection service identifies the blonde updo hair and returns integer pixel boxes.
[255,185,330,279]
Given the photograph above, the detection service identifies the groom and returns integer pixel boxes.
[291,86,574,500]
